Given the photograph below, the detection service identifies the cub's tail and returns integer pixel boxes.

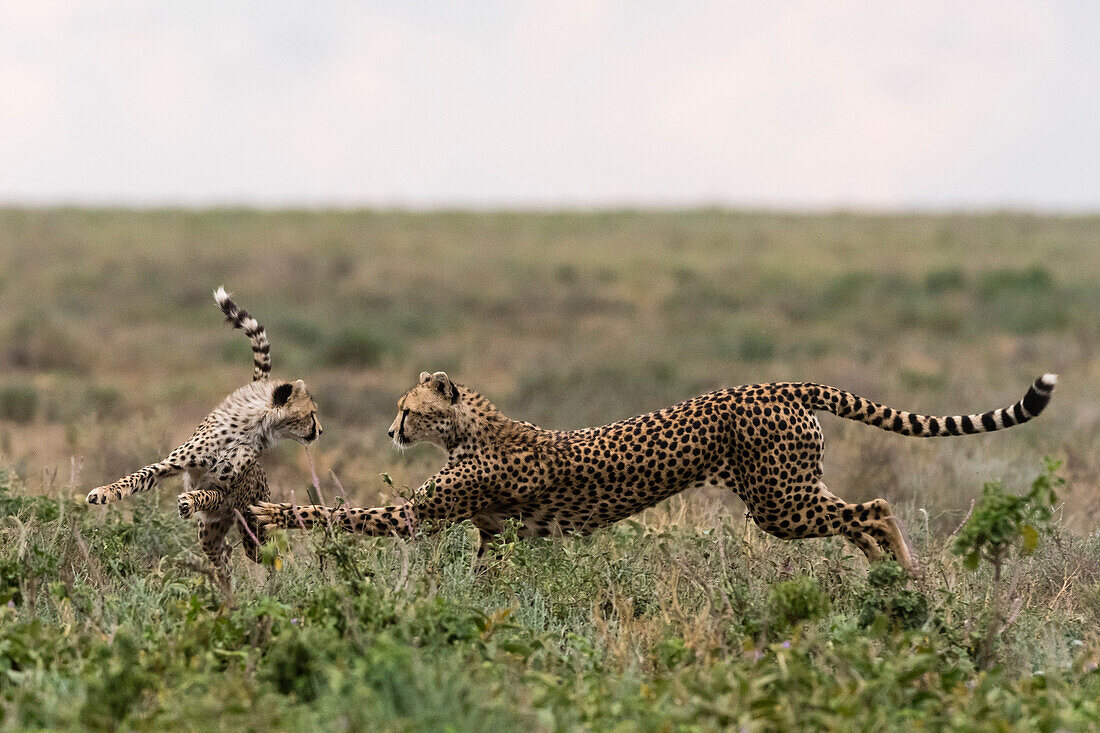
[800,374,1057,437]
[214,286,271,381]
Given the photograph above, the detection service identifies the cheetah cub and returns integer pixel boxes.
[86,287,322,570]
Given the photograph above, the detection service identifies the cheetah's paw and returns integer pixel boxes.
[86,486,118,505]
[177,493,196,519]
[249,501,289,532]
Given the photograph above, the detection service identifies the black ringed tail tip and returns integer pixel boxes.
[1022,373,1057,417]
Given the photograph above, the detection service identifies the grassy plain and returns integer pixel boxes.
[0,209,1098,729]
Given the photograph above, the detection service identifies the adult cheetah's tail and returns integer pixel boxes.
[214,286,271,381]
[800,374,1057,437]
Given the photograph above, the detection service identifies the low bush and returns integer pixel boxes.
[0,461,1094,729]
[0,384,38,423]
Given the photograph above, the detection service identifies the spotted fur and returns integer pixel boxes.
[87,288,322,573]
[252,371,1056,571]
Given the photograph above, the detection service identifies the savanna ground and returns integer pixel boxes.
[1,209,1099,730]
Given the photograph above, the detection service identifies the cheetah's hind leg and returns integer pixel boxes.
[834,495,916,571]
[751,481,916,571]
[196,513,233,570]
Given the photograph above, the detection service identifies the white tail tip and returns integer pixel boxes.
[214,286,230,304]
[1040,373,1058,387]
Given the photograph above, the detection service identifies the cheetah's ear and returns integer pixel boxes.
[419,371,432,384]
[429,371,457,403]
[291,379,308,396]
[272,382,294,407]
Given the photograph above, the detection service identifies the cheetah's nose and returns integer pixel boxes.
[387,428,395,438]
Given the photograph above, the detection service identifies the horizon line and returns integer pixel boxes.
[1,200,1097,217]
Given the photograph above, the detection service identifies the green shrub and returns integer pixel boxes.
[85,385,124,420]
[924,266,966,293]
[819,271,875,310]
[0,385,38,423]
[0,478,63,522]
[1,313,88,371]
[981,297,1070,335]
[953,458,1062,573]
[259,628,336,702]
[767,576,830,633]
[80,632,154,730]
[857,561,929,631]
[269,313,324,348]
[322,326,397,367]
[977,265,1053,299]
[738,332,776,362]
[899,368,947,392]
[953,458,1063,667]
[654,635,694,669]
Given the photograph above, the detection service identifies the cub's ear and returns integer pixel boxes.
[419,371,432,384]
[429,371,457,403]
[272,382,294,407]
[291,379,308,396]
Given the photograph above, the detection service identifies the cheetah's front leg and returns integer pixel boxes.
[86,436,210,505]
[87,460,182,505]
[178,488,227,519]
[251,464,488,537]
[250,501,416,535]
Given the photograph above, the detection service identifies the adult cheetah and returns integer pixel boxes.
[87,288,322,571]
[253,370,1057,570]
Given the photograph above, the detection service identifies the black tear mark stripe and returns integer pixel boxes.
[799,374,1056,439]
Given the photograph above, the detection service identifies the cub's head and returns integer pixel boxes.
[270,379,323,444]
[388,371,459,449]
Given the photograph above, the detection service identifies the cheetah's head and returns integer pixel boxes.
[388,371,458,449]
[270,379,323,445]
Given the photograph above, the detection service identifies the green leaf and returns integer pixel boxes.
[964,552,980,571]
[1020,524,1039,554]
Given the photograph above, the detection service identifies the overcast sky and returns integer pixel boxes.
[1,1,1096,209]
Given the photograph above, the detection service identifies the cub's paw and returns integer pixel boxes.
[177,493,196,519]
[86,486,118,505]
